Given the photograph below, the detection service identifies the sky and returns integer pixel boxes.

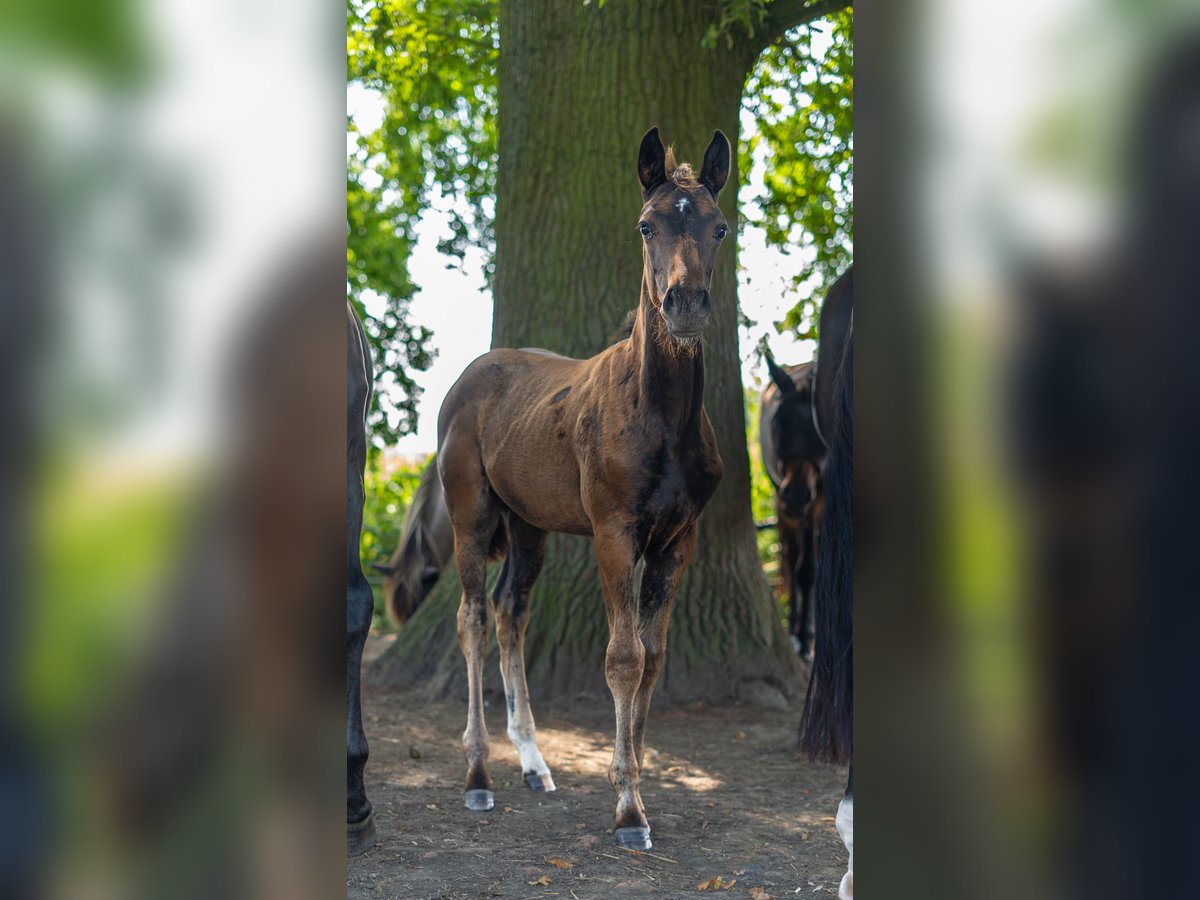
[349,54,833,457]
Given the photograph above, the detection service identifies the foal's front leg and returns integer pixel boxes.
[631,531,696,771]
[594,529,650,849]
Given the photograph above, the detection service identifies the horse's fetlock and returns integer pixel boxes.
[507,723,532,744]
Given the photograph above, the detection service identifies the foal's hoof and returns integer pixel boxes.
[464,789,494,811]
[347,811,377,857]
[615,825,652,851]
[524,772,557,793]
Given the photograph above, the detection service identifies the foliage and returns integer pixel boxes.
[702,0,771,49]
[744,387,789,628]
[29,466,190,730]
[347,0,498,447]
[348,0,853,446]
[741,7,854,341]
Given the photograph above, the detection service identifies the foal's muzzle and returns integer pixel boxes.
[661,287,711,341]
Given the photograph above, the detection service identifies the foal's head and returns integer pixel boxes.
[636,127,731,349]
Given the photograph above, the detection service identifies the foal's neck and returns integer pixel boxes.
[628,271,706,435]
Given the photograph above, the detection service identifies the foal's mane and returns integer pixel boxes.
[663,147,698,190]
[610,309,638,344]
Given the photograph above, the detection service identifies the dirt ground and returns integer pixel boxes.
[349,638,849,899]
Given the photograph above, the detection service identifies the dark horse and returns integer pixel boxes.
[812,266,853,445]
[799,275,853,898]
[436,128,730,850]
[346,302,376,856]
[760,356,826,657]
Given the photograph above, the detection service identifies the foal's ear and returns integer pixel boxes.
[638,127,667,198]
[700,130,731,198]
[766,354,795,394]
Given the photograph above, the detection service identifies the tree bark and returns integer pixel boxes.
[372,0,802,705]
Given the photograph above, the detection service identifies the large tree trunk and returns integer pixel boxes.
[372,0,802,704]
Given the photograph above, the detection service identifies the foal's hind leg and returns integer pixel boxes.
[493,514,555,792]
[441,451,502,811]
[631,531,695,772]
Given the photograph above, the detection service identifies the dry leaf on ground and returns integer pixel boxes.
[696,874,736,891]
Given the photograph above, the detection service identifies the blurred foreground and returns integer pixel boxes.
[1,1,345,898]
[2,0,1200,898]
[857,2,1200,897]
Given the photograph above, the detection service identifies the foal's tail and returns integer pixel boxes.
[799,334,853,764]
[378,457,455,625]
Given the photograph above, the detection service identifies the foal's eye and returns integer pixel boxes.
[639,222,653,239]
[715,225,728,241]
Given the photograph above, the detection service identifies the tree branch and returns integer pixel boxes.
[758,0,851,52]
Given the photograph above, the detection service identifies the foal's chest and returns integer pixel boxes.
[629,438,720,545]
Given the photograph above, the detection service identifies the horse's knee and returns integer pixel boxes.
[605,636,646,691]
[347,573,373,641]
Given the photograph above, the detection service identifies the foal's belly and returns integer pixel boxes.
[479,386,594,536]
[484,452,593,536]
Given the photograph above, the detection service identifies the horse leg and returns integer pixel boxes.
[594,528,648,849]
[837,766,854,900]
[493,515,554,792]
[779,512,802,654]
[346,476,376,855]
[442,453,502,812]
[631,531,696,772]
[797,523,817,661]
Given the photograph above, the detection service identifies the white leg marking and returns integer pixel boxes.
[507,718,552,780]
[836,793,854,900]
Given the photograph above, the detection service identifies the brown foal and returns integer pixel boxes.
[437,127,730,849]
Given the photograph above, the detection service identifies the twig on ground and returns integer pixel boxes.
[617,847,678,864]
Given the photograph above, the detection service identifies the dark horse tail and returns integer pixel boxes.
[799,333,853,764]
[379,458,456,625]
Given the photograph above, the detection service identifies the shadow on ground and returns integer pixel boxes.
[349,653,849,899]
